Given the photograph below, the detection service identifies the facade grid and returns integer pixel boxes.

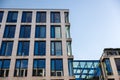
[0,8,74,80]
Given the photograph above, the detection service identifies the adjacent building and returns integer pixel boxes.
[0,8,75,80]
[100,48,120,80]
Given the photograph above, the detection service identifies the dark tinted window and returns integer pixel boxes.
[36,12,46,23]
[51,12,60,23]
[34,41,46,56]
[17,41,30,56]
[0,41,13,56]
[19,25,31,38]
[7,11,18,22]
[35,25,46,38]
[0,11,4,22]
[21,12,32,22]
[3,25,16,38]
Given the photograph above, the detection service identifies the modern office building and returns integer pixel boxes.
[0,8,75,80]
[100,48,120,80]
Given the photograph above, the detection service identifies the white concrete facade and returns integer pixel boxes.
[0,8,75,80]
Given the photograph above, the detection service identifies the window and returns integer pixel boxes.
[36,12,46,23]
[0,59,10,77]
[17,41,30,56]
[3,25,16,38]
[103,58,113,75]
[19,25,31,38]
[0,41,13,56]
[0,11,4,22]
[64,12,69,23]
[115,58,120,75]
[51,41,62,56]
[35,25,46,38]
[21,11,32,22]
[14,59,28,77]
[7,11,18,22]
[33,59,46,76]
[51,59,63,76]
[51,12,60,23]
[65,25,70,38]
[51,25,61,38]
[66,41,72,56]
[68,59,73,76]
[34,41,46,56]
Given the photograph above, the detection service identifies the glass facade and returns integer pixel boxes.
[7,11,18,22]
[51,41,62,56]
[17,41,30,56]
[0,41,13,56]
[14,59,28,77]
[21,12,32,22]
[35,25,46,38]
[51,25,61,38]
[0,59,10,77]
[64,12,69,23]
[33,59,46,76]
[68,59,73,76]
[34,41,46,56]
[19,25,31,38]
[36,12,46,23]
[66,41,72,56]
[3,25,16,38]
[51,59,63,76]
[0,11,4,22]
[115,58,120,75]
[65,25,70,38]
[73,60,101,80]
[103,58,113,75]
[51,12,60,23]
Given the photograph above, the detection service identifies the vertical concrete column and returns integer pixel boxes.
[61,10,69,77]
[110,57,119,80]
[27,10,35,78]
[46,10,51,80]
[0,10,7,48]
[9,10,22,77]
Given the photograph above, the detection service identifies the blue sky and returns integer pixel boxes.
[1,0,120,60]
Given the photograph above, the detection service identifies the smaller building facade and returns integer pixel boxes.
[100,48,120,80]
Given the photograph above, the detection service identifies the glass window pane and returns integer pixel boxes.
[51,41,62,56]
[34,41,46,56]
[3,60,10,68]
[55,27,61,38]
[0,60,2,68]
[65,26,70,38]
[51,12,60,23]
[3,25,16,38]
[51,59,63,71]
[64,12,69,23]
[21,12,32,22]
[103,58,113,75]
[35,25,46,38]
[55,42,62,56]
[17,41,30,56]
[115,58,120,75]
[67,41,72,56]
[0,11,4,22]
[0,41,13,56]
[36,12,46,23]
[51,25,61,38]
[21,60,28,68]
[19,25,31,38]
[7,11,18,22]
